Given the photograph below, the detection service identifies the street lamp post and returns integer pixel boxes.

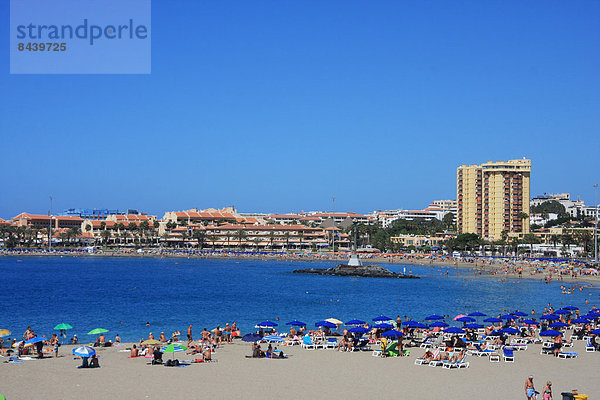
[49,196,53,251]
[594,184,598,263]
[332,196,336,254]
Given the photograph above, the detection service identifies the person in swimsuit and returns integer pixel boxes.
[525,376,537,400]
[224,323,232,343]
[187,325,193,346]
[543,381,552,400]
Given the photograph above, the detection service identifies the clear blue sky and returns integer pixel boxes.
[1,0,599,219]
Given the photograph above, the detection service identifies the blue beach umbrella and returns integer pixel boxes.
[72,346,95,357]
[562,306,579,311]
[521,319,538,325]
[348,327,369,334]
[425,315,444,321]
[511,311,528,317]
[444,327,465,334]
[24,337,46,346]
[468,312,487,317]
[456,316,476,323]
[429,321,449,328]
[345,319,366,326]
[500,327,520,335]
[286,321,306,327]
[256,321,278,328]
[242,333,263,342]
[555,309,571,315]
[500,314,518,320]
[381,330,404,338]
[374,323,394,330]
[590,329,600,335]
[571,318,591,324]
[263,335,284,342]
[549,322,569,328]
[464,323,484,330]
[487,330,502,336]
[540,314,559,321]
[404,321,428,329]
[372,316,392,322]
[540,329,563,337]
[484,317,502,323]
[315,321,337,328]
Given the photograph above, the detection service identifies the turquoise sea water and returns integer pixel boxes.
[1,256,597,342]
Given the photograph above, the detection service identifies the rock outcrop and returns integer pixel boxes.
[293,264,419,279]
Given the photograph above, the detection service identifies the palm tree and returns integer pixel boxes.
[298,230,304,250]
[192,230,206,249]
[100,229,111,246]
[268,231,276,250]
[225,232,233,249]
[236,229,246,250]
[284,232,290,250]
[252,237,261,251]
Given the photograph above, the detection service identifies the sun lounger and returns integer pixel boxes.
[488,352,500,362]
[415,349,439,365]
[585,339,595,352]
[502,347,514,362]
[325,338,337,349]
[469,344,495,357]
[442,354,469,369]
[557,351,578,359]
[301,336,315,350]
[540,345,554,355]
[428,359,445,367]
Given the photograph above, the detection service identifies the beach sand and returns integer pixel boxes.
[1,340,597,399]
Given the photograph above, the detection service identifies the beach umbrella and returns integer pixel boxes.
[540,315,559,321]
[87,328,109,335]
[242,333,263,342]
[345,319,366,326]
[540,330,562,337]
[263,335,284,343]
[453,314,467,321]
[562,306,579,311]
[511,311,528,317]
[590,329,600,335]
[455,316,476,323]
[348,327,369,334]
[444,327,465,334]
[549,322,569,328]
[468,312,487,317]
[0,329,10,337]
[487,330,502,336]
[425,315,444,321]
[315,321,337,328]
[500,314,518,320]
[325,318,343,326]
[53,323,73,330]
[374,323,394,330]
[483,317,502,323]
[381,330,404,338]
[464,323,484,330]
[162,343,187,360]
[571,318,591,324]
[286,321,306,327]
[256,321,278,328]
[555,309,571,315]
[141,339,162,346]
[521,319,538,325]
[404,321,428,329]
[429,321,449,328]
[500,327,519,335]
[72,346,95,357]
[24,337,46,346]
[372,315,392,322]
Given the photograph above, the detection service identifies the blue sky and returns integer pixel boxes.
[1,0,599,218]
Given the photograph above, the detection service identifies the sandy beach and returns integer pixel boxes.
[1,338,597,400]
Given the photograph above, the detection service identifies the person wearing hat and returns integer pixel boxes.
[525,376,537,399]
[71,334,78,344]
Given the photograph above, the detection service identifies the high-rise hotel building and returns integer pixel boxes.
[457,159,531,240]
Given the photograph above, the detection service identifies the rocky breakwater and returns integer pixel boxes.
[293,264,420,279]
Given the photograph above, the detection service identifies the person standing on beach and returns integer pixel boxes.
[187,324,193,346]
[525,376,537,400]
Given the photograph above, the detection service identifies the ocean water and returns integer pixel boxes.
[1,256,597,342]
